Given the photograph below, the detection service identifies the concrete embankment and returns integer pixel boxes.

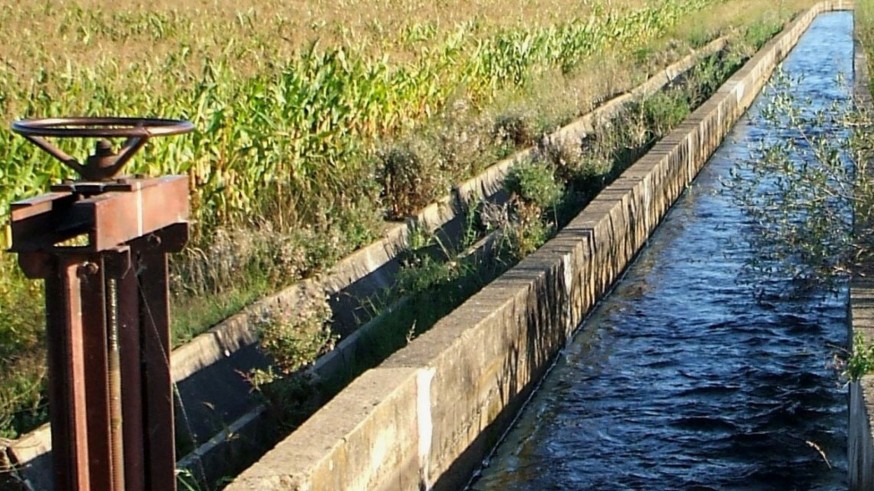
[227,2,850,489]
[849,330,874,489]
[849,6,874,489]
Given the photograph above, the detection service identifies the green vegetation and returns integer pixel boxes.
[253,301,336,377]
[725,0,874,377]
[840,333,874,382]
[245,295,337,428]
[724,69,862,288]
[245,36,779,441]
[0,0,813,440]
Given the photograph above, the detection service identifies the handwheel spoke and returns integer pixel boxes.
[109,137,148,177]
[23,135,86,175]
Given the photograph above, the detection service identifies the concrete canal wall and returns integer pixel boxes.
[227,2,852,490]
[849,6,874,489]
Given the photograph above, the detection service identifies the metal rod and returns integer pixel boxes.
[65,259,92,491]
[44,259,78,491]
[106,277,126,491]
[46,258,94,490]
[20,134,85,174]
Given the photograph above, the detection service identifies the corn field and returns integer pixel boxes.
[1,0,714,231]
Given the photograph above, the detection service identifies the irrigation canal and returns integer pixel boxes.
[471,12,852,490]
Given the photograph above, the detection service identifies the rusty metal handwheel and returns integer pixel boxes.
[11,117,194,181]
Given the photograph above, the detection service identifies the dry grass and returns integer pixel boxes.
[0,0,815,106]
[0,0,643,86]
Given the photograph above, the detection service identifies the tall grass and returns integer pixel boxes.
[1,0,716,229]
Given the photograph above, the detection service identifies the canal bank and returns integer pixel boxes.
[849,5,874,489]
[227,2,855,490]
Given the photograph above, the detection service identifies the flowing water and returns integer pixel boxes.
[471,12,853,490]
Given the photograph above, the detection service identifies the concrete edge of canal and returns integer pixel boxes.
[225,2,854,489]
[848,5,874,489]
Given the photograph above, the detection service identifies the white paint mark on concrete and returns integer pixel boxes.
[417,367,436,491]
[561,252,573,298]
[561,252,575,325]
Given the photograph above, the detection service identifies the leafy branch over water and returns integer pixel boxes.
[723,68,866,291]
[723,68,874,380]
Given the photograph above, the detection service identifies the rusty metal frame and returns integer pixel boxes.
[9,176,189,491]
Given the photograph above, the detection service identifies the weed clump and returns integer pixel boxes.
[839,333,874,382]
[537,136,585,182]
[494,111,536,148]
[642,90,691,136]
[246,296,336,428]
[397,254,463,295]
[505,160,565,211]
[252,298,335,376]
[502,161,564,258]
[378,142,439,219]
[433,98,492,178]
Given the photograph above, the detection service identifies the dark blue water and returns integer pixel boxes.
[471,12,852,491]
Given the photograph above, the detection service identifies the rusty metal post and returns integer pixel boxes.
[7,118,193,491]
